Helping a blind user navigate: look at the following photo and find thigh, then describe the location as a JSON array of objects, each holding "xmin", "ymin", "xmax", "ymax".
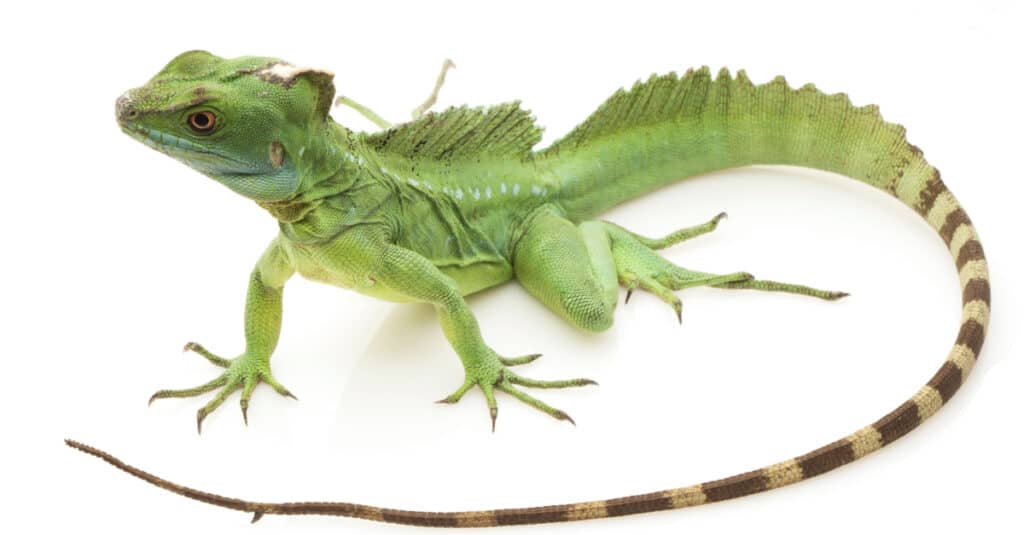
[{"xmin": 513, "ymin": 206, "xmax": 618, "ymax": 332}]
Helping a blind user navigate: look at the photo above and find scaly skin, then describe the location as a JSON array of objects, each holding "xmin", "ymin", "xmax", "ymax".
[
  {"xmin": 121, "ymin": 51, "xmax": 843, "ymax": 430},
  {"xmin": 72, "ymin": 51, "xmax": 990, "ymax": 526}
]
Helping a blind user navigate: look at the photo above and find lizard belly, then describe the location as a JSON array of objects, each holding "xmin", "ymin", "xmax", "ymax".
[
  {"xmin": 284, "ymin": 237, "xmax": 512, "ymax": 302},
  {"xmin": 437, "ymin": 261, "xmax": 515, "ymax": 296},
  {"xmin": 284, "ymin": 239, "xmax": 417, "ymax": 303}
]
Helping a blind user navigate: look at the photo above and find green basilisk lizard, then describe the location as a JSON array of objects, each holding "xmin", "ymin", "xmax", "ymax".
[{"xmin": 67, "ymin": 51, "xmax": 989, "ymax": 527}]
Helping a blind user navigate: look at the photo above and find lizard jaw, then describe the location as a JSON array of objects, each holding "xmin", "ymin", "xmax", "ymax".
[{"xmin": 121, "ymin": 123, "xmax": 254, "ymax": 174}]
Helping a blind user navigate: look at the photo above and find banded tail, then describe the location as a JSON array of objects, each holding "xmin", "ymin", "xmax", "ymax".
[{"xmin": 66, "ymin": 68, "xmax": 989, "ymax": 527}]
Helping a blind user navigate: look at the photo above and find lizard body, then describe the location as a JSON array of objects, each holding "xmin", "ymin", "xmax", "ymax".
[{"xmin": 69, "ymin": 51, "xmax": 990, "ymax": 526}]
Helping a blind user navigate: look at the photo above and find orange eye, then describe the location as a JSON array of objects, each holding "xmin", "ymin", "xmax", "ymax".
[{"xmin": 187, "ymin": 111, "xmax": 216, "ymax": 133}]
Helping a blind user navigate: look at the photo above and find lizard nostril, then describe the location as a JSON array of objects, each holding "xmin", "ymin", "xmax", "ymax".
[{"xmin": 116, "ymin": 93, "xmax": 137, "ymax": 123}]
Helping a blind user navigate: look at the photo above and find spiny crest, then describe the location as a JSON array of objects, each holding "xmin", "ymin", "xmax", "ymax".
[
  {"xmin": 541, "ymin": 66, "xmax": 905, "ymax": 157},
  {"xmin": 360, "ymin": 102, "xmax": 542, "ymax": 162}
]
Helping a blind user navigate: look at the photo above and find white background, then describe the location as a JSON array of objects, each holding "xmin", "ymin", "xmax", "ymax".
[{"xmin": 5, "ymin": 1, "xmax": 1022, "ymax": 534}]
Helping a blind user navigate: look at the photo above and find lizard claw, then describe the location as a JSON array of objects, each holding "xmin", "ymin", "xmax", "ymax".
[
  {"xmin": 499, "ymin": 353, "xmax": 542, "ymax": 366},
  {"xmin": 150, "ymin": 343, "xmax": 295, "ymax": 432},
  {"xmin": 437, "ymin": 351, "xmax": 596, "ymax": 430}
]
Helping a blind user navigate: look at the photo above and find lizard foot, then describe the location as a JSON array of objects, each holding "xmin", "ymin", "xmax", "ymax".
[
  {"xmin": 606, "ymin": 220, "xmax": 846, "ymax": 323},
  {"xmin": 436, "ymin": 352, "xmax": 596, "ymax": 431},
  {"xmin": 621, "ymin": 267, "xmax": 753, "ymax": 323},
  {"xmin": 148, "ymin": 342, "xmax": 296, "ymax": 433}
]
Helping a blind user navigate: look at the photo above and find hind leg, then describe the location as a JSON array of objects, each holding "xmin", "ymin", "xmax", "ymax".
[
  {"xmin": 514, "ymin": 207, "xmax": 619, "ymax": 332},
  {"xmin": 514, "ymin": 208, "xmax": 738, "ymax": 328},
  {"xmin": 514, "ymin": 206, "xmax": 846, "ymax": 328},
  {"xmin": 602, "ymin": 221, "xmax": 847, "ymax": 322}
]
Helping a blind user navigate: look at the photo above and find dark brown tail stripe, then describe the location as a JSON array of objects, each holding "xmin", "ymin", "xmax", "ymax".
[
  {"xmin": 939, "ymin": 208, "xmax": 971, "ymax": 245},
  {"xmin": 873, "ymin": 401, "xmax": 922, "ymax": 446},
  {"xmin": 381, "ymin": 510, "xmax": 460, "ymax": 527},
  {"xmin": 495, "ymin": 506, "xmax": 568, "ymax": 526},
  {"xmin": 962, "ymin": 278, "xmax": 991, "ymax": 305},
  {"xmin": 955, "ymin": 319, "xmax": 986, "ymax": 356},
  {"xmin": 605, "ymin": 493, "xmax": 674, "ymax": 517},
  {"xmin": 916, "ymin": 174, "xmax": 946, "ymax": 215},
  {"xmin": 701, "ymin": 470, "xmax": 769, "ymax": 502},
  {"xmin": 926, "ymin": 361, "xmax": 963, "ymax": 403},
  {"xmin": 955, "ymin": 240, "xmax": 985, "ymax": 271},
  {"xmin": 795, "ymin": 439, "xmax": 856, "ymax": 478}
]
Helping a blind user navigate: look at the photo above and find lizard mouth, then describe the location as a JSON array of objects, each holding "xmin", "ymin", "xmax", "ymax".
[{"xmin": 121, "ymin": 124, "xmax": 254, "ymax": 173}]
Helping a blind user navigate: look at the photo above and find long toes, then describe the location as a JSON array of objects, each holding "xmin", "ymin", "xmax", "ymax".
[
  {"xmin": 240, "ymin": 378, "xmax": 258, "ymax": 426},
  {"xmin": 715, "ymin": 279, "xmax": 848, "ymax": 300},
  {"xmin": 149, "ymin": 375, "xmax": 229, "ymax": 405},
  {"xmin": 195, "ymin": 377, "xmax": 243, "ymax": 434},
  {"xmin": 665, "ymin": 270, "xmax": 752, "ymax": 290},
  {"xmin": 436, "ymin": 379, "xmax": 473, "ymax": 404},
  {"xmin": 481, "ymin": 383, "xmax": 498, "ymax": 432},
  {"xmin": 262, "ymin": 374, "xmax": 297, "ymax": 400},
  {"xmin": 638, "ymin": 278, "xmax": 682, "ymax": 323},
  {"xmin": 498, "ymin": 384, "xmax": 575, "ymax": 426},
  {"xmin": 506, "ymin": 373, "xmax": 598, "ymax": 389},
  {"xmin": 182, "ymin": 342, "xmax": 230, "ymax": 368},
  {"xmin": 499, "ymin": 354, "xmax": 542, "ymax": 366}
]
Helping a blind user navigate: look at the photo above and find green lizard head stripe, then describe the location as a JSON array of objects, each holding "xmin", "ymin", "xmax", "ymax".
[{"xmin": 115, "ymin": 50, "xmax": 336, "ymax": 202}]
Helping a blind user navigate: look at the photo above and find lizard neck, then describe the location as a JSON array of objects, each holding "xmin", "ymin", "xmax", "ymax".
[
  {"xmin": 256, "ymin": 122, "xmax": 360, "ymax": 223},
  {"xmin": 266, "ymin": 125, "xmax": 395, "ymax": 243}
]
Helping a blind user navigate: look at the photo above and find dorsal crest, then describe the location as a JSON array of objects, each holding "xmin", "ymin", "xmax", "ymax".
[{"xmin": 360, "ymin": 102, "xmax": 542, "ymax": 162}]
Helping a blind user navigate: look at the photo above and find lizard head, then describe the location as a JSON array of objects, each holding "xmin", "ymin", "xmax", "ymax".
[{"xmin": 115, "ymin": 50, "xmax": 336, "ymax": 202}]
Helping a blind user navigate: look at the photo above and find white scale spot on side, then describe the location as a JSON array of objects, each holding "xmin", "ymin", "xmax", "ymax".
[
  {"xmin": 500, "ymin": 182, "xmax": 507, "ymax": 194},
  {"xmin": 298, "ymin": 146, "xmax": 306, "ymax": 157},
  {"xmin": 485, "ymin": 186, "xmax": 492, "ymax": 199},
  {"xmin": 513, "ymin": 184, "xmax": 520, "ymax": 195},
  {"xmin": 423, "ymin": 182, "xmax": 433, "ymax": 190},
  {"xmin": 443, "ymin": 186, "xmax": 450, "ymax": 194},
  {"xmin": 408, "ymin": 178, "xmax": 420, "ymax": 186},
  {"xmin": 381, "ymin": 167, "xmax": 401, "ymax": 180},
  {"xmin": 472, "ymin": 188, "xmax": 481, "ymax": 200},
  {"xmin": 531, "ymin": 185, "xmax": 542, "ymax": 195},
  {"xmin": 455, "ymin": 188, "xmax": 464, "ymax": 200}
]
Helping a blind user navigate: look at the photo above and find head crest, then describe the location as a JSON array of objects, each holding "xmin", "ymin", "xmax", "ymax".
[{"xmin": 244, "ymin": 62, "xmax": 335, "ymax": 120}]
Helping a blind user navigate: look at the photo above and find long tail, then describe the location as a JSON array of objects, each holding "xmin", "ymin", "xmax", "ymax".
[{"xmin": 66, "ymin": 68, "xmax": 990, "ymax": 527}]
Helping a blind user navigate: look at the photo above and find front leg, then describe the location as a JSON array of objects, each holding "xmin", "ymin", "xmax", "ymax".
[
  {"xmin": 371, "ymin": 241, "xmax": 595, "ymax": 430},
  {"xmin": 149, "ymin": 238, "xmax": 296, "ymax": 433}
]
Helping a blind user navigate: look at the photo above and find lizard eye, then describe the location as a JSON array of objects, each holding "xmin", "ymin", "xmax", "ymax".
[{"xmin": 187, "ymin": 111, "xmax": 217, "ymax": 133}]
